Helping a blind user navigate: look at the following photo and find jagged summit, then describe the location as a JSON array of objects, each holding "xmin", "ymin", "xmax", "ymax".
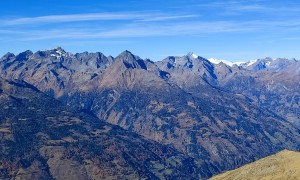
[
  {"xmin": 0, "ymin": 52, "xmax": 15, "ymax": 61},
  {"xmin": 51, "ymin": 46, "xmax": 66, "ymax": 53},
  {"xmin": 187, "ymin": 52, "xmax": 199, "ymax": 59},
  {"xmin": 117, "ymin": 50, "xmax": 135, "ymax": 58},
  {"xmin": 112, "ymin": 50, "xmax": 148, "ymax": 70},
  {"xmin": 50, "ymin": 47, "xmax": 69, "ymax": 58},
  {"xmin": 1, "ymin": 47, "xmax": 299, "ymax": 67},
  {"xmin": 116, "ymin": 50, "xmax": 140, "ymax": 61},
  {"xmin": 208, "ymin": 56, "xmax": 299, "ymax": 71},
  {"xmin": 238, "ymin": 57, "xmax": 298, "ymax": 71},
  {"xmin": 15, "ymin": 50, "xmax": 33, "ymax": 61},
  {"xmin": 0, "ymin": 47, "xmax": 300, "ymax": 179},
  {"xmin": 208, "ymin": 58, "xmax": 242, "ymax": 67}
]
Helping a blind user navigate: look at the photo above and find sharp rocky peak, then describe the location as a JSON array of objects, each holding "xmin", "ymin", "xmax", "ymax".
[
  {"xmin": 187, "ymin": 52, "xmax": 199, "ymax": 59},
  {"xmin": 0, "ymin": 52, "xmax": 15, "ymax": 61},
  {"xmin": 15, "ymin": 50, "xmax": 33, "ymax": 61},
  {"xmin": 51, "ymin": 46, "xmax": 66, "ymax": 53},
  {"xmin": 240, "ymin": 57, "xmax": 299, "ymax": 71},
  {"xmin": 75, "ymin": 51, "xmax": 106, "ymax": 60},
  {"xmin": 116, "ymin": 50, "xmax": 140, "ymax": 61},
  {"xmin": 112, "ymin": 50, "xmax": 147, "ymax": 70},
  {"xmin": 168, "ymin": 52, "xmax": 211, "ymax": 68}
]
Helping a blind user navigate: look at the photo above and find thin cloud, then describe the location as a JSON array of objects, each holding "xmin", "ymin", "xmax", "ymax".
[
  {"xmin": 1, "ymin": 10, "xmax": 300, "ymax": 42},
  {"xmin": 13, "ymin": 20, "xmax": 290, "ymax": 41},
  {"xmin": 196, "ymin": 0, "xmax": 300, "ymax": 14},
  {"xmin": 0, "ymin": 12, "xmax": 197, "ymax": 26},
  {"xmin": 1, "ymin": 13, "xmax": 149, "ymax": 26},
  {"xmin": 138, "ymin": 15, "xmax": 197, "ymax": 22},
  {"xmin": 227, "ymin": 4, "xmax": 269, "ymax": 11}
]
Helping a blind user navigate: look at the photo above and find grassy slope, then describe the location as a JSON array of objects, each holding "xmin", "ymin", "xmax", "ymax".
[{"xmin": 210, "ymin": 150, "xmax": 300, "ymax": 180}]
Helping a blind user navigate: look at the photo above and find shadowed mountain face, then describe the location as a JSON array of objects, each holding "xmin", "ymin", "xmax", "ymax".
[
  {"xmin": 0, "ymin": 78, "xmax": 207, "ymax": 179},
  {"xmin": 0, "ymin": 48, "xmax": 299, "ymax": 178}
]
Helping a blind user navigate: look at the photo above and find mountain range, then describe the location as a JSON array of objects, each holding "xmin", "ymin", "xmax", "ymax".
[{"xmin": 0, "ymin": 47, "xmax": 299, "ymax": 179}]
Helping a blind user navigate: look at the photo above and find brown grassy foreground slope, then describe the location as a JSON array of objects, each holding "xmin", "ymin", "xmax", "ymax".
[{"xmin": 210, "ymin": 150, "xmax": 300, "ymax": 180}]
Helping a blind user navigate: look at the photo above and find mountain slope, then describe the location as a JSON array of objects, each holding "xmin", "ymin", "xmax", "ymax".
[
  {"xmin": 210, "ymin": 150, "xmax": 300, "ymax": 180},
  {"xmin": 0, "ymin": 48, "xmax": 300, "ymax": 178},
  {"xmin": 68, "ymin": 51, "xmax": 298, "ymax": 171},
  {"xmin": 0, "ymin": 78, "xmax": 204, "ymax": 179},
  {"xmin": 216, "ymin": 61, "xmax": 300, "ymax": 128}
]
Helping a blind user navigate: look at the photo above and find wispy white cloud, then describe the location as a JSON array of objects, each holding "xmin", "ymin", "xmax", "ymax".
[
  {"xmin": 227, "ymin": 4, "xmax": 269, "ymax": 12},
  {"xmin": 137, "ymin": 15, "xmax": 197, "ymax": 22},
  {"xmin": 1, "ymin": 13, "xmax": 148, "ymax": 25},
  {"xmin": 196, "ymin": 1, "xmax": 266, "ymax": 10},
  {"xmin": 0, "ymin": 12, "xmax": 196, "ymax": 26},
  {"xmin": 9, "ymin": 22, "xmax": 244, "ymax": 41},
  {"xmin": 1, "ymin": 4, "xmax": 300, "ymax": 43},
  {"xmin": 7, "ymin": 19, "xmax": 299, "ymax": 42},
  {"xmin": 196, "ymin": 0, "xmax": 300, "ymax": 14}
]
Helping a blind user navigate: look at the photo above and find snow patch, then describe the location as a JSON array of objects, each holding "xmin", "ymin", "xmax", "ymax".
[
  {"xmin": 191, "ymin": 52, "xmax": 198, "ymax": 59},
  {"xmin": 208, "ymin": 58, "xmax": 240, "ymax": 67},
  {"xmin": 247, "ymin": 59, "xmax": 258, "ymax": 66},
  {"xmin": 56, "ymin": 50, "xmax": 63, "ymax": 55},
  {"xmin": 187, "ymin": 52, "xmax": 198, "ymax": 59},
  {"xmin": 50, "ymin": 54, "xmax": 61, "ymax": 58},
  {"xmin": 233, "ymin": 61, "xmax": 245, "ymax": 66},
  {"xmin": 50, "ymin": 48, "xmax": 68, "ymax": 59}
]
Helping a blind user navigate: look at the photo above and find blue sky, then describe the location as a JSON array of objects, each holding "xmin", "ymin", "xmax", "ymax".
[{"xmin": 0, "ymin": 0, "xmax": 300, "ymax": 61}]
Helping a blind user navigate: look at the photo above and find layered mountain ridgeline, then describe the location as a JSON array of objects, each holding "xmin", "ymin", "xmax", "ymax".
[
  {"xmin": 214, "ymin": 57, "xmax": 300, "ymax": 128},
  {"xmin": 158, "ymin": 54, "xmax": 300, "ymax": 128},
  {"xmin": 0, "ymin": 48, "xmax": 299, "ymax": 178},
  {"xmin": 0, "ymin": 78, "xmax": 206, "ymax": 179},
  {"xmin": 210, "ymin": 150, "xmax": 300, "ymax": 180}
]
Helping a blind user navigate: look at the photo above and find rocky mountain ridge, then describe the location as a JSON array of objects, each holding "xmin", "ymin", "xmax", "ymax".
[
  {"xmin": 0, "ymin": 47, "xmax": 299, "ymax": 178},
  {"xmin": 208, "ymin": 56, "xmax": 299, "ymax": 71}
]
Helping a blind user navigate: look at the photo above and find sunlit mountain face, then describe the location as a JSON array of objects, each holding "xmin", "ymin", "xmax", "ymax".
[
  {"xmin": 210, "ymin": 150, "xmax": 300, "ymax": 180},
  {"xmin": 0, "ymin": 48, "xmax": 299, "ymax": 179},
  {"xmin": 1, "ymin": 1, "xmax": 300, "ymax": 179}
]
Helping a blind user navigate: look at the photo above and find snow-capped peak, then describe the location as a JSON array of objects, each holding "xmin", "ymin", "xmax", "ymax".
[
  {"xmin": 49, "ymin": 47, "xmax": 70, "ymax": 58},
  {"xmin": 56, "ymin": 49, "xmax": 64, "ymax": 55},
  {"xmin": 187, "ymin": 52, "xmax": 198, "ymax": 59},
  {"xmin": 208, "ymin": 58, "xmax": 223, "ymax": 64},
  {"xmin": 247, "ymin": 59, "xmax": 258, "ymax": 66},
  {"xmin": 265, "ymin": 61, "xmax": 271, "ymax": 66},
  {"xmin": 208, "ymin": 58, "xmax": 243, "ymax": 67}
]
